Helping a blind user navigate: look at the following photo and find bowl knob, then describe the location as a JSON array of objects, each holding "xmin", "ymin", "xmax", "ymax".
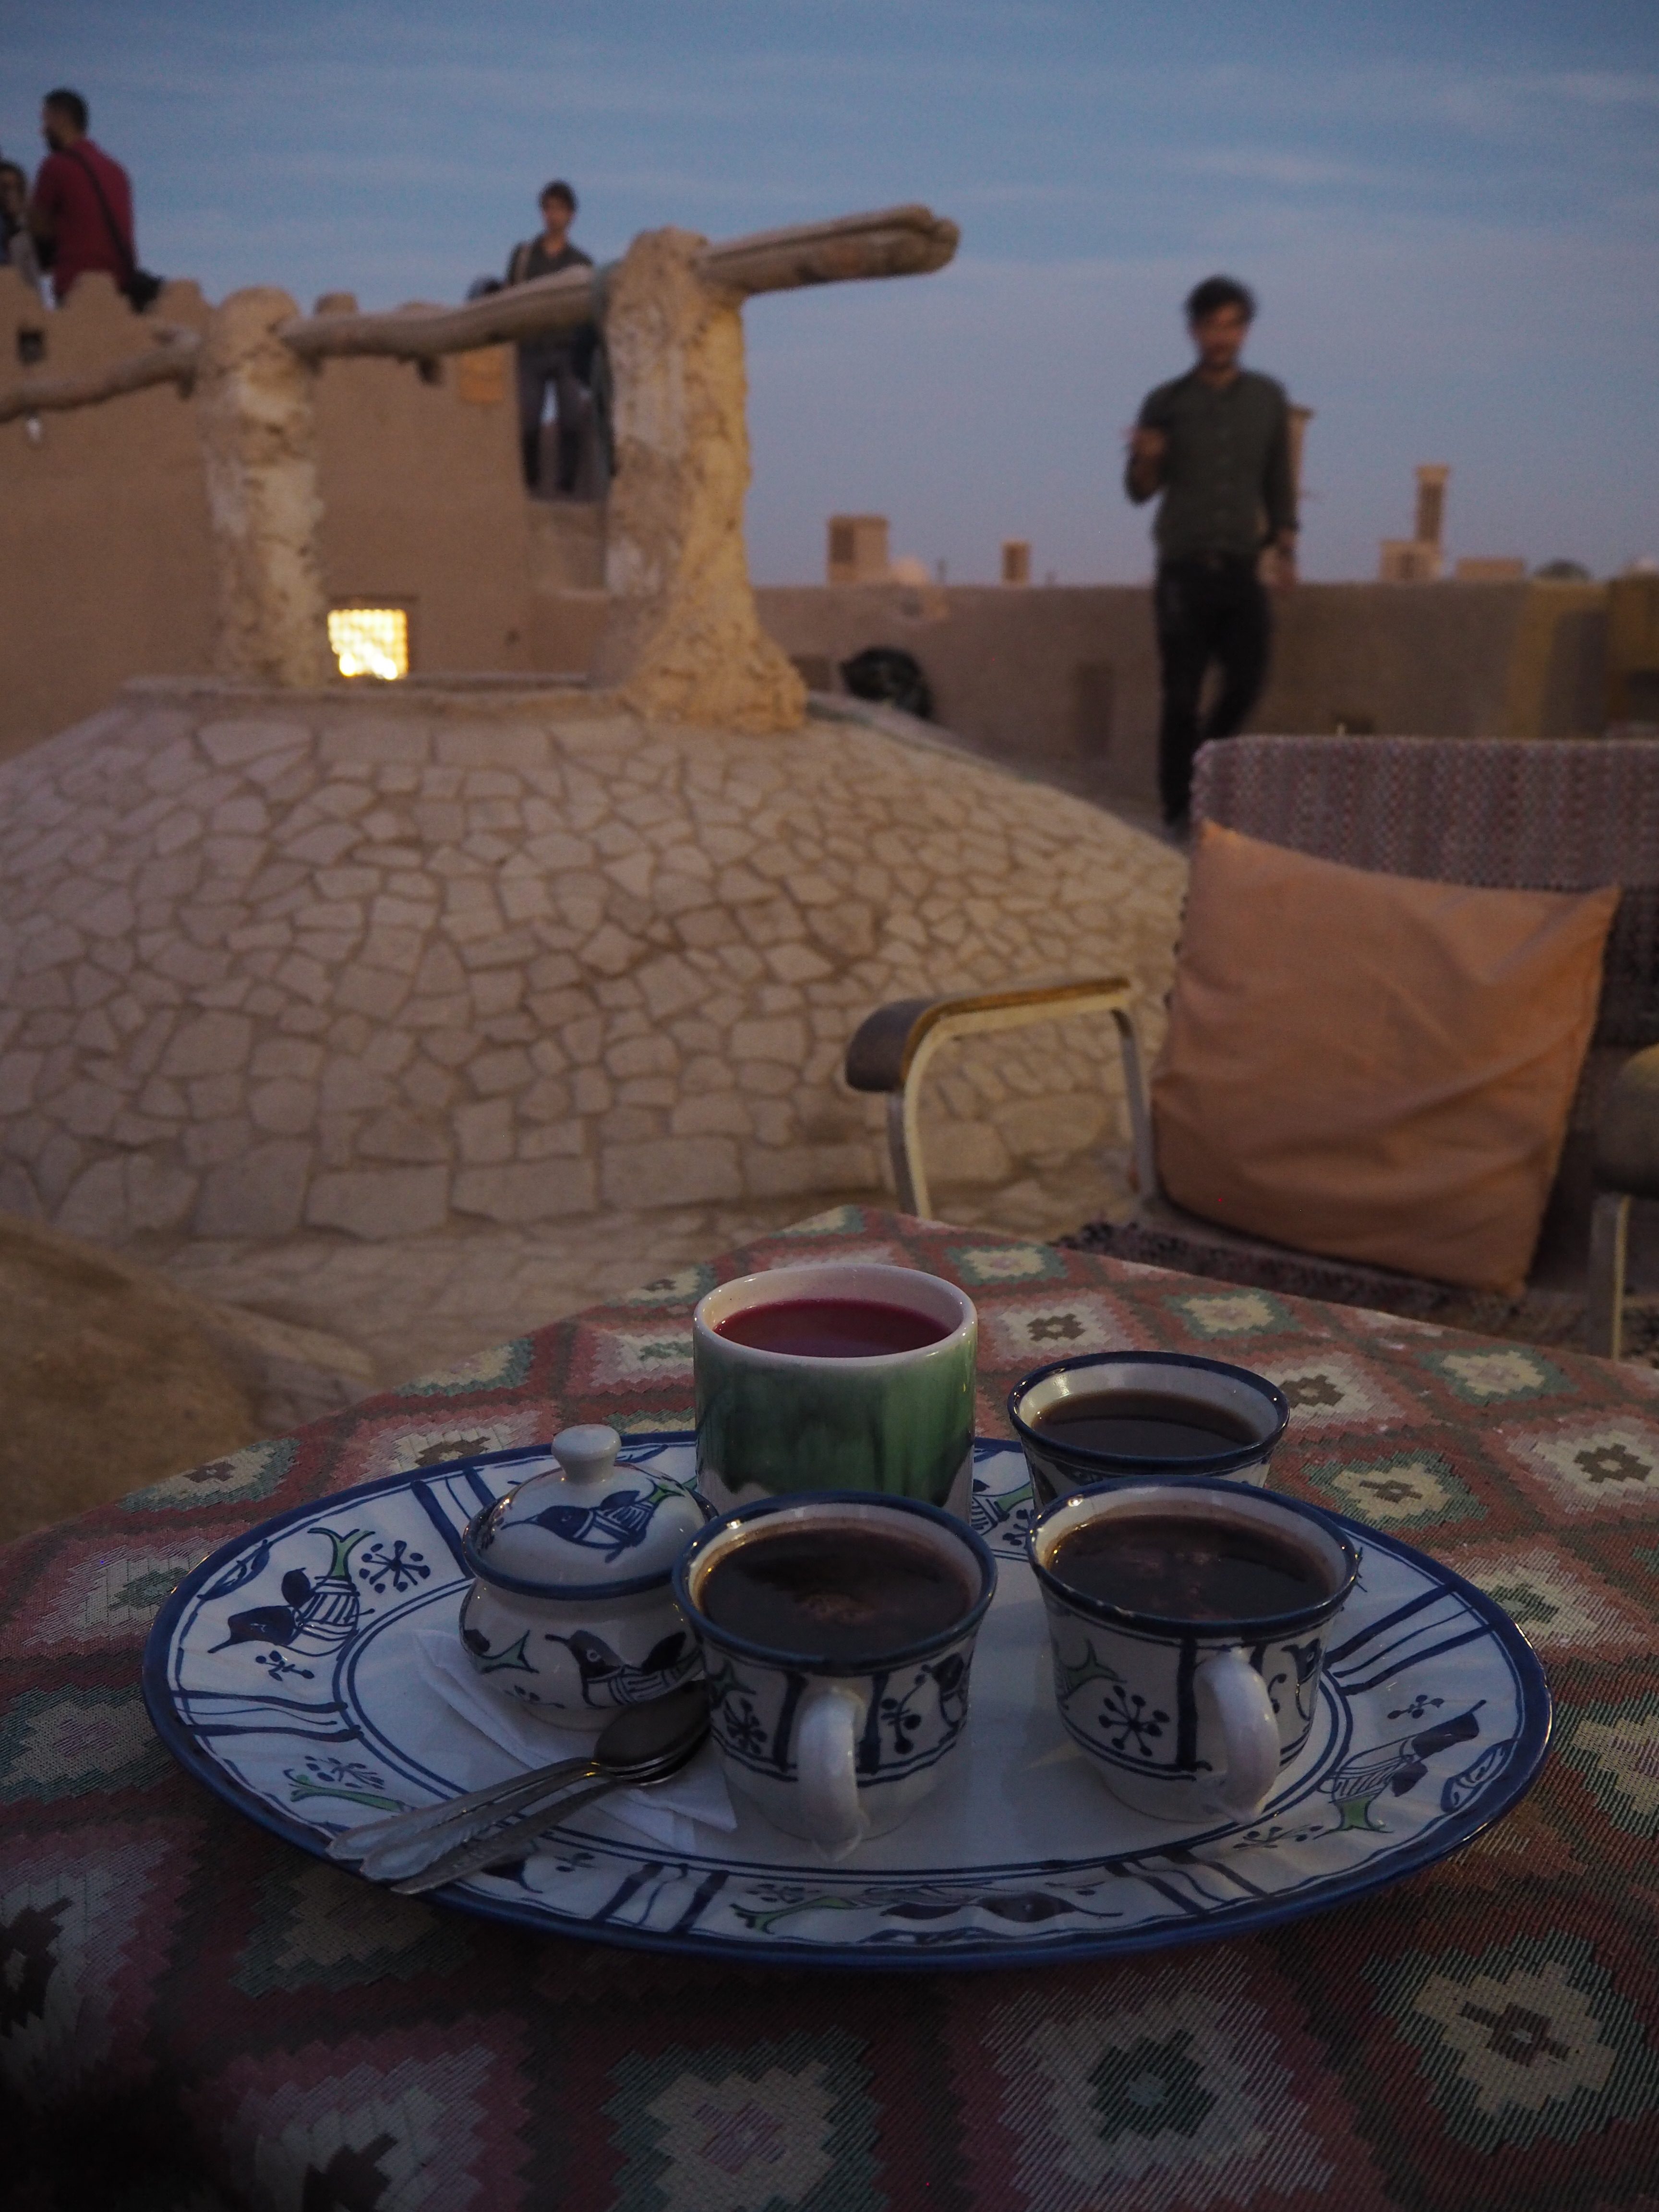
[{"xmin": 552, "ymin": 1424, "xmax": 622, "ymax": 1487}]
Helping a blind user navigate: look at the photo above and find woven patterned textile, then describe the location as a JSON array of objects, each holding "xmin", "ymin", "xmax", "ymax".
[
  {"xmin": 1192, "ymin": 735, "xmax": 1659, "ymax": 1047},
  {"xmin": 4, "ymin": 1208, "xmax": 1659, "ymax": 2209}
]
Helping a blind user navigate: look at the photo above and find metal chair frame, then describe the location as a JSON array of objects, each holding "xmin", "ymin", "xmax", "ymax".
[{"xmin": 844, "ymin": 978, "xmax": 1152, "ymax": 1221}]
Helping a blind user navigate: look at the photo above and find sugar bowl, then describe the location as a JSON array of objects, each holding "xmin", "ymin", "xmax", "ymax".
[{"xmin": 459, "ymin": 1425, "xmax": 709, "ymax": 1731}]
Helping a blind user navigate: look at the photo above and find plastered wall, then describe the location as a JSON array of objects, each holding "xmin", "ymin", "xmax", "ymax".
[
  {"xmin": 0, "ymin": 271, "xmax": 532, "ymax": 759},
  {"xmin": 755, "ymin": 578, "xmax": 1610, "ymax": 811}
]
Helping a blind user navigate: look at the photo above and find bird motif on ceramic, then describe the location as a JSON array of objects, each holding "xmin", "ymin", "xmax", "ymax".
[
  {"xmin": 460, "ymin": 1625, "xmax": 536, "ymax": 1675},
  {"xmin": 210, "ymin": 1529, "xmax": 370, "ymax": 1657},
  {"xmin": 529, "ymin": 1481, "xmax": 679, "ymax": 1564},
  {"xmin": 547, "ymin": 1625, "xmax": 699, "ymax": 1707},
  {"xmin": 1324, "ymin": 1701, "xmax": 1484, "ymax": 1830}
]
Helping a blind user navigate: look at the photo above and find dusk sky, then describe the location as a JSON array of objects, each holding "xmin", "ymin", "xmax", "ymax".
[{"xmin": 4, "ymin": 1, "xmax": 1656, "ymax": 584}]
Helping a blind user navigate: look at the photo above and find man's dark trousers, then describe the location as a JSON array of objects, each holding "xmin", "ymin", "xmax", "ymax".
[
  {"xmin": 516, "ymin": 340, "xmax": 586, "ymax": 493},
  {"xmin": 1154, "ymin": 553, "xmax": 1272, "ymax": 823}
]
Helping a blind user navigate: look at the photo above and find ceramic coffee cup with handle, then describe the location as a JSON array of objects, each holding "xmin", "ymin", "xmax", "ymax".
[
  {"xmin": 693, "ymin": 1261, "xmax": 977, "ymax": 1517},
  {"xmin": 673, "ymin": 1491, "xmax": 996, "ymax": 1860},
  {"xmin": 1027, "ymin": 1476, "xmax": 1358, "ymax": 1824}
]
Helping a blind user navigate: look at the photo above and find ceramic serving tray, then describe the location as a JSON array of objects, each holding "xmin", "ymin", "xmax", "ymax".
[{"xmin": 143, "ymin": 1437, "xmax": 1550, "ymax": 1972}]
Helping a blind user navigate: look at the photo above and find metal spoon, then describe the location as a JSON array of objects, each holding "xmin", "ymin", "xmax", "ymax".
[
  {"xmin": 336, "ymin": 1683, "xmax": 709, "ymax": 1888},
  {"xmin": 383, "ymin": 1690, "xmax": 708, "ymax": 1902},
  {"xmin": 330, "ymin": 1744, "xmax": 605, "ymax": 1868}
]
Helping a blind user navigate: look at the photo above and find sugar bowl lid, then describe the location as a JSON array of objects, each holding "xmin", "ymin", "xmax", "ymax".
[{"xmin": 464, "ymin": 1425, "xmax": 707, "ymax": 1598}]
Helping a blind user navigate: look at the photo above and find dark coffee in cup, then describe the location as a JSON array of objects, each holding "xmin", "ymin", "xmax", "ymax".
[
  {"xmin": 1030, "ymin": 1389, "xmax": 1259, "ymax": 1460},
  {"xmin": 697, "ymin": 1525, "xmax": 976, "ymax": 1660},
  {"xmin": 1049, "ymin": 1510, "xmax": 1332, "ymax": 1621},
  {"xmin": 1008, "ymin": 1351, "xmax": 1290, "ymax": 1504},
  {"xmin": 713, "ymin": 1298, "xmax": 950, "ymax": 1358}
]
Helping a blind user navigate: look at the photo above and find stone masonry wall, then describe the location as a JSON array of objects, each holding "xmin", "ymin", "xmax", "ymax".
[{"xmin": 0, "ymin": 682, "xmax": 1185, "ymax": 1244}]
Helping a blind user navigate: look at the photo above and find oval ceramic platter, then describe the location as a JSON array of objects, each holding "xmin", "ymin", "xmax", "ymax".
[{"xmin": 143, "ymin": 1436, "xmax": 1550, "ymax": 1972}]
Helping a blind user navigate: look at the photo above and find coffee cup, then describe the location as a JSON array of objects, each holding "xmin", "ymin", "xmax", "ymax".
[
  {"xmin": 1009, "ymin": 1350, "xmax": 1289, "ymax": 1507},
  {"xmin": 673, "ymin": 1491, "xmax": 996, "ymax": 1859},
  {"xmin": 693, "ymin": 1262, "xmax": 977, "ymax": 1517},
  {"xmin": 1027, "ymin": 1476, "xmax": 1358, "ymax": 1823}
]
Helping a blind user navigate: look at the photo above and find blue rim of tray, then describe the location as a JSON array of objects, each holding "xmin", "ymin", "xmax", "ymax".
[{"xmin": 141, "ymin": 1433, "xmax": 1552, "ymax": 1974}]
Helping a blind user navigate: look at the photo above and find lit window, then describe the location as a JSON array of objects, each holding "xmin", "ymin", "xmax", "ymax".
[{"xmin": 328, "ymin": 607, "xmax": 409, "ymax": 681}]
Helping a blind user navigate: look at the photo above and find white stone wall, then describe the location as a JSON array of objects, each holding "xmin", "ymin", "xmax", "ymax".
[{"xmin": 0, "ymin": 682, "xmax": 1184, "ymax": 1244}]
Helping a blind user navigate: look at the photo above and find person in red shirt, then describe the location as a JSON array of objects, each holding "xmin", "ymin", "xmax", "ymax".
[{"xmin": 28, "ymin": 87, "xmax": 136, "ymax": 306}]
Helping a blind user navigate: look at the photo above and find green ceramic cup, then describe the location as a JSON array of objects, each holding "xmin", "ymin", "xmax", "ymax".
[{"xmin": 692, "ymin": 1262, "xmax": 978, "ymax": 1519}]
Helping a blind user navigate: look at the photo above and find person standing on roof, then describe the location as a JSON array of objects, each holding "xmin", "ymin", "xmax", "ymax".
[
  {"xmin": 0, "ymin": 161, "xmax": 46, "ymax": 298},
  {"xmin": 1126, "ymin": 275, "xmax": 1298, "ymax": 831},
  {"xmin": 506, "ymin": 179, "xmax": 595, "ymax": 495},
  {"xmin": 28, "ymin": 87, "xmax": 137, "ymax": 306}
]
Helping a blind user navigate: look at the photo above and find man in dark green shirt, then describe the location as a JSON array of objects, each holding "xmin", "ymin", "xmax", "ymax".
[{"xmin": 1126, "ymin": 275, "xmax": 1298, "ymax": 826}]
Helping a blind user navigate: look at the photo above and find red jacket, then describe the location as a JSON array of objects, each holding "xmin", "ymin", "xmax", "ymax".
[{"xmin": 32, "ymin": 140, "xmax": 134, "ymax": 303}]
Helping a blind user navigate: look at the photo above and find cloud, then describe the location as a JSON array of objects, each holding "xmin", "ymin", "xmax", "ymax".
[
  {"xmin": 1552, "ymin": 69, "xmax": 1659, "ymax": 108},
  {"xmin": 5, "ymin": 0, "xmax": 1654, "ymax": 581},
  {"xmin": 1183, "ymin": 151, "xmax": 1386, "ymax": 190}
]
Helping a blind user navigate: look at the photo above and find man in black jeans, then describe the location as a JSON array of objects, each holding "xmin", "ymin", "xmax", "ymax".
[{"xmin": 1126, "ymin": 276, "xmax": 1298, "ymax": 829}]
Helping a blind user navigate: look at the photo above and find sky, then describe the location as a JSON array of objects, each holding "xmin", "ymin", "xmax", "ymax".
[{"xmin": 3, "ymin": 1, "xmax": 1657, "ymax": 584}]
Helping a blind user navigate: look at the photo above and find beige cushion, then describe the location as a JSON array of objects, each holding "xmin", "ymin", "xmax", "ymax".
[{"xmin": 1152, "ymin": 822, "xmax": 1620, "ymax": 1295}]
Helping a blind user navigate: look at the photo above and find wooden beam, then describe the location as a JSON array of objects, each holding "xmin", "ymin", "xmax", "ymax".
[
  {"xmin": 280, "ymin": 266, "xmax": 597, "ymax": 362},
  {"xmin": 277, "ymin": 204, "xmax": 959, "ymax": 363},
  {"xmin": 701, "ymin": 204, "xmax": 960, "ymax": 297},
  {"xmin": 0, "ymin": 329, "xmax": 200, "ymax": 425},
  {"xmin": 0, "ymin": 206, "xmax": 962, "ymax": 411}
]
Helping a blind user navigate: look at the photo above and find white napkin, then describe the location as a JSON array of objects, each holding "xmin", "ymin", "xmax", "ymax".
[{"xmin": 412, "ymin": 1630, "xmax": 735, "ymax": 1853}]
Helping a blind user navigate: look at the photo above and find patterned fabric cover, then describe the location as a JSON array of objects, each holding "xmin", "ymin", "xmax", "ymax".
[
  {"xmin": 3, "ymin": 1208, "xmax": 1658, "ymax": 2209},
  {"xmin": 1192, "ymin": 735, "xmax": 1659, "ymax": 1047}
]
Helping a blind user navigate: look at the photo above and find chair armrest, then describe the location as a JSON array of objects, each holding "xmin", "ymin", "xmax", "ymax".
[
  {"xmin": 1597, "ymin": 1044, "xmax": 1659, "ymax": 1199},
  {"xmin": 844, "ymin": 998, "xmax": 940, "ymax": 1093},
  {"xmin": 844, "ymin": 979, "xmax": 1133, "ymax": 1094},
  {"xmin": 843, "ymin": 978, "xmax": 1141, "ymax": 1218}
]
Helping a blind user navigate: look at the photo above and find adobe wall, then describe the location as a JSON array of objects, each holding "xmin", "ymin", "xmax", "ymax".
[
  {"xmin": 754, "ymin": 578, "xmax": 1610, "ymax": 812},
  {"xmin": 312, "ymin": 336, "xmax": 533, "ymax": 678},
  {"xmin": 0, "ymin": 270, "xmax": 536, "ymax": 759},
  {"xmin": 0, "ymin": 265, "xmax": 1607, "ymax": 781},
  {"xmin": 0, "ymin": 269, "xmax": 216, "ymax": 760}
]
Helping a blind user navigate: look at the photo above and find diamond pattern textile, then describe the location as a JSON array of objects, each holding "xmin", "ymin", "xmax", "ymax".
[{"xmin": 2, "ymin": 1208, "xmax": 1657, "ymax": 2208}]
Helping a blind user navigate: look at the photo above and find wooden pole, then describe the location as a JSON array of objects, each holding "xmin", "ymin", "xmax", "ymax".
[
  {"xmin": 701, "ymin": 204, "xmax": 959, "ymax": 298},
  {"xmin": 276, "ymin": 205, "xmax": 959, "ymax": 363},
  {"xmin": 0, "ymin": 329, "xmax": 200, "ymax": 424}
]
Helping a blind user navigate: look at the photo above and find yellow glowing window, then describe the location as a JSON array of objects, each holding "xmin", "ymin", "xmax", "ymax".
[{"xmin": 329, "ymin": 606, "xmax": 409, "ymax": 681}]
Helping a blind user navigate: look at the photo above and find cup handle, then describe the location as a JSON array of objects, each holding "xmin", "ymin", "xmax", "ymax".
[
  {"xmin": 1194, "ymin": 1648, "xmax": 1280, "ymax": 1814},
  {"xmin": 795, "ymin": 1682, "xmax": 869, "ymax": 1858}
]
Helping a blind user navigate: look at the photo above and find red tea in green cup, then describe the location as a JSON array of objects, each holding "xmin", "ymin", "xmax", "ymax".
[{"xmin": 693, "ymin": 1262, "xmax": 978, "ymax": 1519}]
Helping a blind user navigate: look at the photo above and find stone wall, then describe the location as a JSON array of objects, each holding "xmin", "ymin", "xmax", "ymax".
[{"xmin": 0, "ymin": 682, "xmax": 1184, "ymax": 1246}]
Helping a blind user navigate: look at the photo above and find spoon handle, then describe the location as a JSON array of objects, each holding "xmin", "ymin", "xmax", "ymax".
[
  {"xmin": 327, "ymin": 1750, "xmax": 599, "ymax": 1864},
  {"xmin": 354, "ymin": 1769, "xmax": 604, "ymax": 1884},
  {"xmin": 387, "ymin": 1773, "xmax": 624, "ymax": 1895}
]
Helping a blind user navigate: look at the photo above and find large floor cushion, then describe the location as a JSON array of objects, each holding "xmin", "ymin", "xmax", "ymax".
[{"xmin": 1152, "ymin": 823, "xmax": 1620, "ymax": 1294}]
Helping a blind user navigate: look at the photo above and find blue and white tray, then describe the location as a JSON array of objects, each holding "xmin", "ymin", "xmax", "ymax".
[{"xmin": 143, "ymin": 1437, "xmax": 1550, "ymax": 1971}]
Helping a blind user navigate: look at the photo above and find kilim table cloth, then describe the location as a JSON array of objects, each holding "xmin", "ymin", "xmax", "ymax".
[{"xmin": 3, "ymin": 1208, "xmax": 1658, "ymax": 2210}]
